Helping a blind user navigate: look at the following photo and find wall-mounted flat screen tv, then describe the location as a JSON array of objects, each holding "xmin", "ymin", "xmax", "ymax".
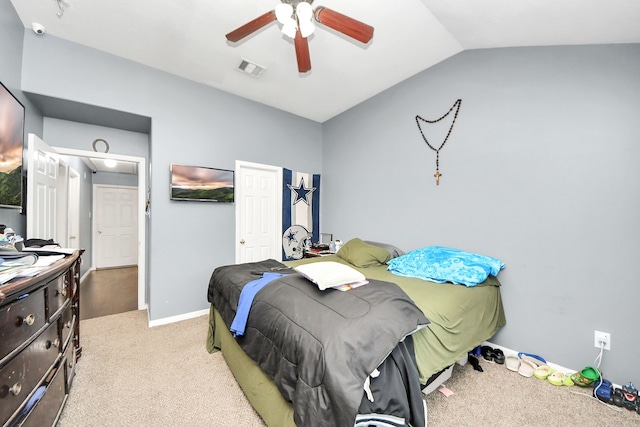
[
  {"xmin": 170, "ymin": 163, "xmax": 234, "ymax": 203},
  {"xmin": 0, "ymin": 82, "xmax": 25, "ymax": 209}
]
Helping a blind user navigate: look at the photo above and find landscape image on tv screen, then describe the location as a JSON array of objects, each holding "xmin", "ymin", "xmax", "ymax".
[
  {"xmin": 0, "ymin": 82, "xmax": 25, "ymax": 209},
  {"xmin": 170, "ymin": 163, "xmax": 234, "ymax": 203}
]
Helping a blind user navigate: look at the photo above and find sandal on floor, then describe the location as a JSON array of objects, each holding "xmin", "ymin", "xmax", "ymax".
[
  {"xmin": 548, "ymin": 371, "xmax": 565, "ymax": 386},
  {"xmin": 506, "ymin": 355, "xmax": 520, "ymax": 372},
  {"xmin": 518, "ymin": 359, "xmax": 537, "ymax": 377},
  {"xmin": 517, "ymin": 352, "xmax": 546, "ymax": 365},
  {"xmin": 533, "ymin": 365, "xmax": 551, "ymax": 380},
  {"xmin": 520, "ymin": 355, "xmax": 544, "ymax": 370},
  {"xmin": 570, "ymin": 366, "xmax": 600, "ymax": 387},
  {"xmin": 547, "ymin": 371, "xmax": 575, "ymax": 386}
]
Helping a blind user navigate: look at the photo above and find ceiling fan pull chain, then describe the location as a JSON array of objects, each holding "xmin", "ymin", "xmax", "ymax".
[{"xmin": 415, "ymin": 99, "xmax": 462, "ymax": 186}]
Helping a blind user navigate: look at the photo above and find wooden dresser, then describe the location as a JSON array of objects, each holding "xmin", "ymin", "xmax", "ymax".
[{"xmin": 0, "ymin": 251, "xmax": 82, "ymax": 427}]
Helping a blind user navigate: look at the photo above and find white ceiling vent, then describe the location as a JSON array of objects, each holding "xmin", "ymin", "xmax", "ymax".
[{"xmin": 238, "ymin": 59, "xmax": 265, "ymax": 78}]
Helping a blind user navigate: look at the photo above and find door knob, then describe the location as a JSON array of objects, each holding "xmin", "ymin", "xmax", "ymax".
[{"xmin": 240, "ymin": 239, "xmax": 245, "ymax": 245}]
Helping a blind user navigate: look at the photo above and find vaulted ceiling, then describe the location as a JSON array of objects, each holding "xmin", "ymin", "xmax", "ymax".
[{"xmin": 9, "ymin": 0, "xmax": 640, "ymax": 123}]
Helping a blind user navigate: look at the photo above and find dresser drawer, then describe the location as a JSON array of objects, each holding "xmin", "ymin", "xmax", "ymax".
[
  {"xmin": 59, "ymin": 302, "xmax": 75, "ymax": 349},
  {"xmin": 20, "ymin": 361, "xmax": 67, "ymax": 427},
  {"xmin": 0, "ymin": 321, "xmax": 60, "ymax": 422},
  {"xmin": 47, "ymin": 273, "xmax": 70, "ymax": 320},
  {"xmin": 0, "ymin": 288, "xmax": 46, "ymax": 363},
  {"xmin": 63, "ymin": 333, "xmax": 77, "ymax": 392}
]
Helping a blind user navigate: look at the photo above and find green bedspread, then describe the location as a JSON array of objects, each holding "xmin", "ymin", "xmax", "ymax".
[{"xmin": 285, "ymin": 255, "xmax": 506, "ymax": 383}]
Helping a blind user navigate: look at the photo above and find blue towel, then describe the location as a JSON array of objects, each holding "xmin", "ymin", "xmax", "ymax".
[
  {"xmin": 387, "ymin": 246, "xmax": 504, "ymax": 287},
  {"xmin": 230, "ymin": 272, "xmax": 283, "ymax": 337}
]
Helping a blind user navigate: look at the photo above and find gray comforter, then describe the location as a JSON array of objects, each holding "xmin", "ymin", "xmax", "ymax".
[{"xmin": 208, "ymin": 259, "xmax": 429, "ymax": 427}]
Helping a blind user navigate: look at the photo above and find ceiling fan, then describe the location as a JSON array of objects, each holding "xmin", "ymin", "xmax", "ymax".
[{"xmin": 225, "ymin": 0, "xmax": 374, "ymax": 73}]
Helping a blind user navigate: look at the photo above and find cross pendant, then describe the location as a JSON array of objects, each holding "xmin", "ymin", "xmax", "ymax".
[{"xmin": 434, "ymin": 171, "xmax": 442, "ymax": 185}]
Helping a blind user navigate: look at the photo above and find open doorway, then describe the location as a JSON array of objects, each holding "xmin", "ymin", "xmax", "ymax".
[{"xmin": 53, "ymin": 146, "xmax": 147, "ymax": 311}]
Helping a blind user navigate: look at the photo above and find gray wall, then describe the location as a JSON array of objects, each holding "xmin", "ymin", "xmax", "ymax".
[
  {"xmin": 322, "ymin": 45, "xmax": 640, "ymax": 385},
  {"xmin": 19, "ymin": 29, "xmax": 323, "ymax": 323},
  {"xmin": 4, "ymin": 0, "xmax": 637, "ymax": 386},
  {"xmin": 45, "ymin": 118, "xmax": 148, "ymax": 276},
  {"xmin": 0, "ymin": 1, "xmax": 43, "ymax": 233}
]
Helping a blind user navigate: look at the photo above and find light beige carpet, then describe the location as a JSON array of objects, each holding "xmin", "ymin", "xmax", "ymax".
[
  {"xmin": 58, "ymin": 310, "xmax": 264, "ymax": 427},
  {"xmin": 58, "ymin": 310, "xmax": 639, "ymax": 426}
]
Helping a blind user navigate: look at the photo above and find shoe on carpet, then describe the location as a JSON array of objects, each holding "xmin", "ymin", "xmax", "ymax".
[
  {"xmin": 518, "ymin": 359, "xmax": 537, "ymax": 377},
  {"xmin": 506, "ymin": 355, "xmax": 520, "ymax": 372},
  {"xmin": 533, "ymin": 364, "xmax": 551, "ymax": 380},
  {"xmin": 570, "ymin": 366, "xmax": 600, "ymax": 387},
  {"xmin": 481, "ymin": 345, "xmax": 505, "ymax": 364}
]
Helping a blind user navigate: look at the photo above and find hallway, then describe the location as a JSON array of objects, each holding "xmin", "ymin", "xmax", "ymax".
[{"xmin": 80, "ymin": 266, "xmax": 138, "ymax": 320}]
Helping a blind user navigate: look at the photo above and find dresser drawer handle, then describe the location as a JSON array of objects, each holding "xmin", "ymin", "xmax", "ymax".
[
  {"xmin": 46, "ymin": 338, "xmax": 61, "ymax": 349},
  {"xmin": 17, "ymin": 314, "xmax": 36, "ymax": 326},
  {"xmin": 10, "ymin": 382, "xmax": 22, "ymax": 396}
]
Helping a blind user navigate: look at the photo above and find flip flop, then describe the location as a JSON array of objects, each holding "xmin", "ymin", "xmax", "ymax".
[
  {"xmin": 517, "ymin": 352, "xmax": 546, "ymax": 365},
  {"xmin": 506, "ymin": 355, "xmax": 520, "ymax": 372},
  {"xmin": 520, "ymin": 355, "xmax": 544, "ymax": 369},
  {"xmin": 518, "ymin": 359, "xmax": 536, "ymax": 377}
]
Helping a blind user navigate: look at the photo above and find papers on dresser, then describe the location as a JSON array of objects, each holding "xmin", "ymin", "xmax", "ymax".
[
  {"xmin": 32, "ymin": 254, "xmax": 66, "ymax": 266},
  {"xmin": 22, "ymin": 246, "xmax": 77, "ymax": 256},
  {"xmin": 0, "ymin": 254, "xmax": 66, "ymax": 284}
]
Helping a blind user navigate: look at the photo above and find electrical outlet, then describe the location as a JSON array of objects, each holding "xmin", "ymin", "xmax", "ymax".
[{"xmin": 594, "ymin": 330, "xmax": 611, "ymax": 350}]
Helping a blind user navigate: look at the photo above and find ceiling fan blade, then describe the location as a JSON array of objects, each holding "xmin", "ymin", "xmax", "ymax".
[
  {"xmin": 314, "ymin": 6, "xmax": 374, "ymax": 44},
  {"xmin": 225, "ymin": 10, "xmax": 276, "ymax": 42},
  {"xmin": 294, "ymin": 28, "xmax": 311, "ymax": 73}
]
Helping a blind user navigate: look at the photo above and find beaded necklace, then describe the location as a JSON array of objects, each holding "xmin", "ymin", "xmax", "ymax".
[{"xmin": 415, "ymin": 99, "xmax": 462, "ymax": 185}]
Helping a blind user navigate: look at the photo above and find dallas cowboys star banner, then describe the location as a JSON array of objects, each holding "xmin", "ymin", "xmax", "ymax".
[{"xmin": 282, "ymin": 168, "xmax": 320, "ymax": 260}]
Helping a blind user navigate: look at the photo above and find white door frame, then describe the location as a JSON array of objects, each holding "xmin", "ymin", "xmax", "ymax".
[
  {"xmin": 235, "ymin": 160, "xmax": 282, "ymax": 263},
  {"xmin": 67, "ymin": 168, "xmax": 80, "ymax": 249},
  {"xmin": 54, "ymin": 147, "xmax": 147, "ymax": 311}
]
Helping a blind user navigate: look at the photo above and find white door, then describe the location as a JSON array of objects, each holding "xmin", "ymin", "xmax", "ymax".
[
  {"xmin": 94, "ymin": 185, "xmax": 138, "ymax": 268},
  {"xmin": 235, "ymin": 161, "xmax": 282, "ymax": 263},
  {"xmin": 26, "ymin": 134, "xmax": 60, "ymax": 241}
]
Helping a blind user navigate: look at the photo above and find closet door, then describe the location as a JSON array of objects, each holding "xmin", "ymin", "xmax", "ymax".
[{"xmin": 235, "ymin": 161, "xmax": 282, "ymax": 263}]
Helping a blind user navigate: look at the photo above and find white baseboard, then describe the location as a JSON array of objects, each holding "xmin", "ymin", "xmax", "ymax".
[
  {"xmin": 148, "ymin": 308, "xmax": 209, "ymax": 328},
  {"xmin": 79, "ymin": 267, "xmax": 94, "ymax": 283},
  {"xmin": 484, "ymin": 341, "xmax": 576, "ymax": 375}
]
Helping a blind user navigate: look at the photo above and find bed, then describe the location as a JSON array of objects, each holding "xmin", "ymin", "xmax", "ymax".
[{"xmin": 206, "ymin": 239, "xmax": 506, "ymax": 426}]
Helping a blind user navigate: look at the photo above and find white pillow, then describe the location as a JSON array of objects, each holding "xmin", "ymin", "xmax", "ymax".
[{"xmin": 295, "ymin": 261, "xmax": 366, "ymax": 291}]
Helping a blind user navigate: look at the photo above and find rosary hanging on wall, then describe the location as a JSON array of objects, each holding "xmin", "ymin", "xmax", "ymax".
[{"xmin": 415, "ymin": 99, "xmax": 462, "ymax": 185}]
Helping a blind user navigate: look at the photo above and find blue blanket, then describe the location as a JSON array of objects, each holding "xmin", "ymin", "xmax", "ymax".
[{"xmin": 387, "ymin": 246, "xmax": 504, "ymax": 287}]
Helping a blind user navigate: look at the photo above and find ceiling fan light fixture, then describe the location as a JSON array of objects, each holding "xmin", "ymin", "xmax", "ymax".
[
  {"xmin": 275, "ymin": 3, "xmax": 293, "ymax": 24},
  {"xmin": 275, "ymin": 3, "xmax": 297, "ymax": 38},
  {"xmin": 282, "ymin": 21, "xmax": 298, "ymax": 38},
  {"xmin": 296, "ymin": 2, "xmax": 315, "ymax": 38}
]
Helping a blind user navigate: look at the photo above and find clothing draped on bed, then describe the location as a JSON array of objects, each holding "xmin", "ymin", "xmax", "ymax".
[
  {"xmin": 207, "ymin": 258, "xmax": 429, "ymax": 427},
  {"xmin": 285, "ymin": 254, "xmax": 506, "ymax": 384}
]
